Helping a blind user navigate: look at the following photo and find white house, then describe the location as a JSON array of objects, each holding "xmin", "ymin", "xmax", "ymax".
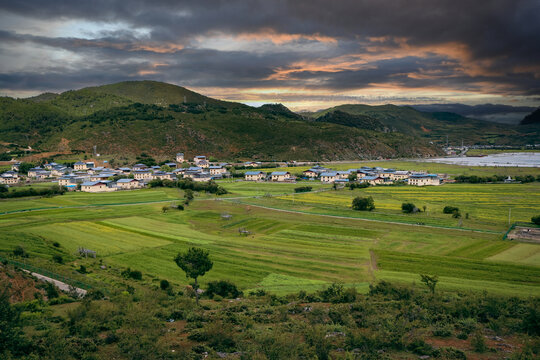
[
  {"xmin": 152, "ymin": 171, "xmax": 174, "ymax": 181},
  {"xmin": 408, "ymin": 174, "xmax": 440, "ymax": 186},
  {"xmin": 191, "ymin": 172, "xmax": 212, "ymax": 182},
  {"xmin": 271, "ymin": 171, "xmax": 293, "ymax": 182},
  {"xmin": 176, "ymin": 153, "xmax": 185, "ymax": 163},
  {"xmin": 116, "ymin": 178, "xmax": 143, "ymax": 189},
  {"xmin": 133, "ymin": 170, "xmax": 153, "ymax": 180},
  {"xmin": 193, "ymin": 156, "xmax": 206, "ymax": 165},
  {"xmin": 0, "ymin": 172, "xmax": 19, "ymax": 185},
  {"xmin": 303, "ymin": 169, "xmax": 319, "ymax": 178},
  {"xmin": 359, "ymin": 176, "xmax": 384, "ymax": 185},
  {"xmin": 80, "ymin": 180, "xmax": 116, "ymax": 193},
  {"xmin": 208, "ymin": 166, "xmax": 227, "ymax": 175},
  {"xmin": 320, "ymin": 172, "xmax": 338, "ymax": 183},
  {"xmin": 390, "ymin": 170, "xmax": 409, "ymax": 181},
  {"xmin": 245, "ymin": 171, "xmax": 266, "ymax": 181},
  {"xmin": 73, "ymin": 161, "xmax": 87, "ymax": 171}
]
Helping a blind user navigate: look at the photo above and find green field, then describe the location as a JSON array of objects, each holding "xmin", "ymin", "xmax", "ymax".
[{"xmin": 1, "ymin": 175, "xmax": 539, "ymax": 297}]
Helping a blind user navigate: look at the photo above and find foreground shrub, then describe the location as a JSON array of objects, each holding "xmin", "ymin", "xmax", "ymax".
[
  {"xmin": 319, "ymin": 283, "xmax": 357, "ymax": 303},
  {"xmin": 121, "ymin": 268, "xmax": 142, "ymax": 280},
  {"xmin": 206, "ymin": 280, "xmax": 242, "ymax": 299}
]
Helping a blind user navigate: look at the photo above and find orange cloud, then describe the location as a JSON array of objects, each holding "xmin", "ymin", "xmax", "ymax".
[{"xmin": 236, "ymin": 29, "xmax": 338, "ymax": 44}]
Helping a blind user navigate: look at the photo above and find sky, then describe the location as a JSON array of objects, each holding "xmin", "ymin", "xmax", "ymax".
[{"xmin": 0, "ymin": 0, "xmax": 539, "ymax": 111}]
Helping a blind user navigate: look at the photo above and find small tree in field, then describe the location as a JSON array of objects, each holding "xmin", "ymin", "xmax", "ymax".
[
  {"xmin": 532, "ymin": 215, "xmax": 540, "ymax": 225},
  {"xmin": 420, "ymin": 274, "xmax": 438, "ymax": 294},
  {"xmin": 352, "ymin": 196, "xmax": 375, "ymax": 211},
  {"xmin": 402, "ymin": 202, "xmax": 416, "ymax": 214},
  {"xmin": 174, "ymin": 247, "xmax": 213, "ymax": 305}
]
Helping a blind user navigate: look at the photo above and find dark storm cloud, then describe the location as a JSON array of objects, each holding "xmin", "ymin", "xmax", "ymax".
[{"xmin": 0, "ymin": 0, "xmax": 539, "ymax": 100}]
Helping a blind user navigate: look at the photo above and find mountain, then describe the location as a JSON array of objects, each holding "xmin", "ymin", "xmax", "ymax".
[
  {"xmin": 409, "ymin": 103, "xmax": 537, "ymax": 125},
  {"xmin": 310, "ymin": 104, "xmax": 539, "ymax": 146},
  {"xmin": 0, "ymin": 81, "xmax": 440, "ymax": 161},
  {"xmin": 520, "ymin": 108, "xmax": 540, "ymax": 125},
  {"xmin": 313, "ymin": 110, "xmax": 386, "ymax": 132}
]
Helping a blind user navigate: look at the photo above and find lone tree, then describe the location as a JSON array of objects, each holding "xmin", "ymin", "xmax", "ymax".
[
  {"xmin": 420, "ymin": 274, "xmax": 438, "ymax": 294},
  {"xmin": 402, "ymin": 202, "xmax": 417, "ymax": 214},
  {"xmin": 352, "ymin": 196, "xmax": 375, "ymax": 211},
  {"xmin": 174, "ymin": 247, "xmax": 213, "ymax": 305}
]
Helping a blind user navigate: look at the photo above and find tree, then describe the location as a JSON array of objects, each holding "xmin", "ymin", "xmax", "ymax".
[
  {"xmin": 532, "ymin": 215, "xmax": 540, "ymax": 225},
  {"xmin": 402, "ymin": 202, "xmax": 416, "ymax": 213},
  {"xmin": 348, "ymin": 173, "xmax": 357, "ymax": 181},
  {"xmin": 0, "ymin": 286, "xmax": 25, "ymax": 354},
  {"xmin": 352, "ymin": 196, "xmax": 375, "ymax": 211},
  {"xmin": 174, "ymin": 247, "xmax": 213, "ymax": 305},
  {"xmin": 17, "ymin": 162, "xmax": 34, "ymax": 175},
  {"xmin": 420, "ymin": 274, "xmax": 438, "ymax": 294}
]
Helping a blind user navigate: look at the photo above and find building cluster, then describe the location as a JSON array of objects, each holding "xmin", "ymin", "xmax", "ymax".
[
  {"xmin": 1, "ymin": 153, "xmax": 232, "ymax": 192},
  {"xmin": 245, "ymin": 165, "xmax": 442, "ymax": 186}
]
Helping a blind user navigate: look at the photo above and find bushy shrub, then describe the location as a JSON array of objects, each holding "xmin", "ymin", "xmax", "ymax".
[
  {"xmin": 368, "ymin": 281, "xmax": 412, "ymax": 300},
  {"xmin": 121, "ymin": 268, "xmax": 142, "ymax": 280},
  {"xmin": 294, "ymin": 186, "xmax": 312, "ymax": 193},
  {"xmin": 402, "ymin": 202, "xmax": 416, "ymax": 213},
  {"xmin": 532, "ymin": 215, "xmax": 540, "ymax": 225},
  {"xmin": 206, "ymin": 280, "xmax": 242, "ymax": 299},
  {"xmin": 160, "ymin": 279, "xmax": 170, "ymax": 290},
  {"xmin": 443, "ymin": 206, "xmax": 459, "ymax": 214},
  {"xmin": 52, "ymin": 254, "xmax": 63, "ymax": 264},
  {"xmin": 319, "ymin": 283, "xmax": 357, "ymax": 303},
  {"xmin": 471, "ymin": 332, "xmax": 487, "ymax": 352},
  {"xmin": 13, "ymin": 245, "xmax": 28, "ymax": 258},
  {"xmin": 352, "ymin": 196, "xmax": 375, "ymax": 211}
]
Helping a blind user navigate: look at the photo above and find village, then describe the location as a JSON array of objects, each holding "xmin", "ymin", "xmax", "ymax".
[{"xmin": 0, "ymin": 151, "xmax": 448, "ymax": 192}]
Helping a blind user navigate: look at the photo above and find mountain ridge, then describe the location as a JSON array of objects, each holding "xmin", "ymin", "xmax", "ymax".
[{"xmin": 1, "ymin": 81, "xmax": 536, "ymax": 160}]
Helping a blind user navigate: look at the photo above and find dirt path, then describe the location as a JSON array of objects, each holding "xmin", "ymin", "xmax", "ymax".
[{"xmin": 22, "ymin": 270, "xmax": 87, "ymax": 298}]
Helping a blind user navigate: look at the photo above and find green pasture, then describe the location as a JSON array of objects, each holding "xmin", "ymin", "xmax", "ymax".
[
  {"xmin": 0, "ymin": 179, "xmax": 539, "ymax": 297},
  {"xmin": 261, "ymin": 183, "xmax": 540, "ymax": 231}
]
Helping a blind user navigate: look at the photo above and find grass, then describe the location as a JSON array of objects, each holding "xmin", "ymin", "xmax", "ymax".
[{"xmin": 0, "ymin": 178, "xmax": 539, "ymax": 297}]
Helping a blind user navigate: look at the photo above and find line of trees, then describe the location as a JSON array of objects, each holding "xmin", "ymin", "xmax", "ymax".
[
  {"xmin": 0, "ymin": 185, "xmax": 66, "ymax": 199},
  {"xmin": 147, "ymin": 178, "xmax": 228, "ymax": 195},
  {"xmin": 455, "ymin": 174, "xmax": 540, "ymax": 183}
]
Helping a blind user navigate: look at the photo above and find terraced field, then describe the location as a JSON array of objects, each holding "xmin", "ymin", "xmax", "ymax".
[{"xmin": 0, "ymin": 178, "xmax": 539, "ymax": 296}]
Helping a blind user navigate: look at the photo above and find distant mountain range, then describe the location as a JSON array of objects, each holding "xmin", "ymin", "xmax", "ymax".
[
  {"xmin": 409, "ymin": 103, "xmax": 538, "ymax": 125},
  {"xmin": 0, "ymin": 81, "xmax": 538, "ymax": 161}
]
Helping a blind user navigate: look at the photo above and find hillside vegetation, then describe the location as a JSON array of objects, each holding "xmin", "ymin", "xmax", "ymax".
[
  {"xmin": 1, "ymin": 81, "xmax": 537, "ymax": 160},
  {"xmin": 310, "ymin": 104, "xmax": 540, "ymax": 146}
]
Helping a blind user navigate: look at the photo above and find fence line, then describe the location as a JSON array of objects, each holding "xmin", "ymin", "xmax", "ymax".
[
  {"xmin": 0, "ymin": 255, "xmax": 92, "ymax": 290},
  {"xmin": 503, "ymin": 221, "xmax": 540, "ymax": 240}
]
